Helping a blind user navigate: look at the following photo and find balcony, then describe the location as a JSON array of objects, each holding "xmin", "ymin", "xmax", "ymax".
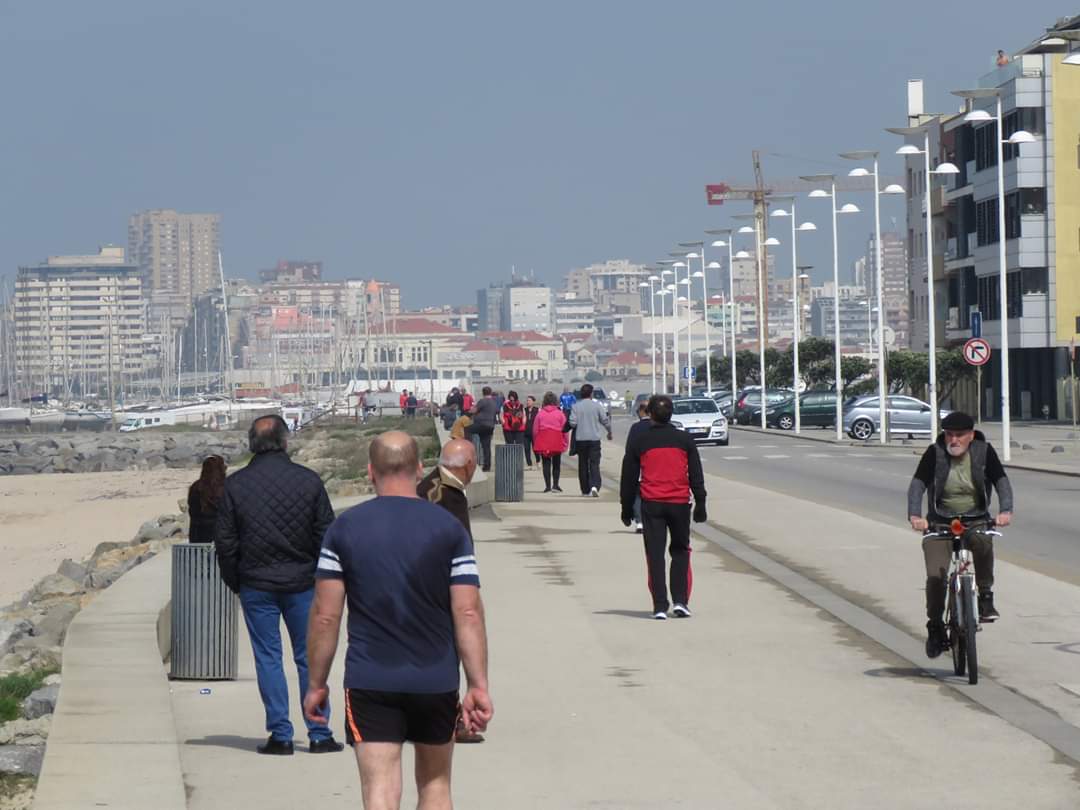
[{"xmin": 978, "ymin": 55, "xmax": 1044, "ymax": 89}]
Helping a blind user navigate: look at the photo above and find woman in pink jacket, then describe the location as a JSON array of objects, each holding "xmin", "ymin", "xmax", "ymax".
[{"xmin": 532, "ymin": 392, "xmax": 569, "ymax": 493}]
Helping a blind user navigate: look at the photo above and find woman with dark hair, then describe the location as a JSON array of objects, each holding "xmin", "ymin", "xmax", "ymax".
[
  {"xmin": 188, "ymin": 455, "xmax": 226, "ymax": 543},
  {"xmin": 532, "ymin": 391, "xmax": 568, "ymax": 493},
  {"xmin": 500, "ymin": 390, "xmax": 527, "ymax": 451}
]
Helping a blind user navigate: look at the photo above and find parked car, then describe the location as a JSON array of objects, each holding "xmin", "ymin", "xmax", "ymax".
[
  {"xmin": 733, "ymin": 389, "xmax": 794, "ymax": 425},
  {"xmin": 575, "ymin": 387, "xmax": 613, "ymax": 417},
  {"xmin": 842, "ymin": 395, "xmax": 951, "ymax": 441},
  {"xmin": 712, "ymin": 394, "xmax": 735, "ymax": 419},
  {"xmin": 765, "ymin": 391, "xmax": 839, "ymax": 431},
  {"xmin": 671, "ymin": 397, "xmax": 729, "ymax": 446},
  {"xmin": 631, "ymin": 392, "xmax": 651, "ymax": 415}
]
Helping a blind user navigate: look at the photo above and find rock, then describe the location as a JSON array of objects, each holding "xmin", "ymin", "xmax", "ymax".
[
  {"xmin": 56, "ymin": 559, "xmax": 88, "ymax": 584},
  {"xmin": 1051, "ymin": 445, "xmax": 1065, "ymax": 453},
  {"xmin": 0, "ymin": 620, "xmax": 33, "ymax": 656},
  {"xmin": 0, "ymin": 745, "xmax": 43, "ymax": 776},
  {"xmin": 164, "ymin": 446, "xmax": 193, "ymax": 464},
  {"xmin": 1022, "ymin": 443, "xmax": 1035, "ymax": 451},
  {"xmin": 0, "ymin": 654, "xmax": 24, "ymax": 675},
  {"xmin": 42, "ymin": 674, "xmax": 60, "ymax": 687},
  {"xmin": 30, "ymin": 574, "xmax": 83, "ymax": 601},
  {"xmin": 0, "ymin": 717, "xmax": 51, "ymax": 746},
  {"xmin": 33, "ymin": 601, "xmax": 80, "ymax": 648},
  {"xmin": 22, "ymin": 684, "xmax": 60, "ymax": 720}
]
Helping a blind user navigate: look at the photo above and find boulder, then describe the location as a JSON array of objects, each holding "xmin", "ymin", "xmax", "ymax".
[
  {"xmin": 0, "ymin": 717, "xmax": 51, "ymax": 746},
  {"xmin": 29, "ymin": 574, "xmax": 83, "ymax": 601},
  {"xmin": 56, "ymin": 559, "xmax": 88, "ymax": 584},
  {"xmin": 22, "ymin": 684, "xmax": 60, "ymax": 720},
  {"xmin": 0, "ymin": 654, "xmax": 24, "ymax": 675},
  {"xmin": 0, "ymin": 620, "xmax": 33, "ymax": 657},
  {"xmin": 33, "ymin": 601, "xmax": 80, "ymax": 648},
  {"xmin": 0, "ymin": 745, "xmax": 43, "ymax": 777},
  {"xmin": 42, "ymin": 674, "xmax": 60, "ymax": 687}
]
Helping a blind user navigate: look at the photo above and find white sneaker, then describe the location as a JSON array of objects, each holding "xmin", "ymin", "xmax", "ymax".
[
  {"xmin": 634, "ymin": 521, "xmax": 643, "ymax": 533},
  {"xmin": 652, "ymin": 610, "xmax": 668, "ymax": 620},
  {"xmin": 672, "ymin": 604, "xmax": 692, "ymax": 618},
  {"xmin": 589, "ymin": 487, "xmax": 599, "ymax": 498}
]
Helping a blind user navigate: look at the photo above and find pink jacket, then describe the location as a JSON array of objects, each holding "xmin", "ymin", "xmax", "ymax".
[{"xmin": 531, "ymin": 405, "xmax": 569, "ymax": 456}]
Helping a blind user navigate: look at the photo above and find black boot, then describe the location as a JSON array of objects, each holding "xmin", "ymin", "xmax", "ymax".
[
  {"xmin": 978, "ymin": 590, "xmax": 1000, "ymax": 622},
  {"xmin": 925, "ymin": 622, "xmax": 947, "ymax": 659},
  {"xmin": 256, "ymin": 736, "xmax": 294, "ymax": 756}
]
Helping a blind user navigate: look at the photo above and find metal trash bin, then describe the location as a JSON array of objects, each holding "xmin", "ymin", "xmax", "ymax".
[
  {"xmin": 170, "ymin": 543, "xmax": 239, "ymax": 680},
  {"xmin": 494, "ymin": 443, "xmax": 525, "ymax": 502}
]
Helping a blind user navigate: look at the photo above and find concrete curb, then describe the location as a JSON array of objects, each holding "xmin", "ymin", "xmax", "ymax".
[{"xmin": 734, "ymin": 424, "xmax": 1080, "ymax": 478}]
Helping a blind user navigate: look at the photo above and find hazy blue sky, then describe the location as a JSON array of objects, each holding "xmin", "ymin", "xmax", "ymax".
[{"xmin": 0, "ymin": 1, "xmax": 1072, "ymax": 306}]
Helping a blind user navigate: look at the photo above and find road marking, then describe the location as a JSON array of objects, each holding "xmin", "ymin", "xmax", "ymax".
[
  {"xmin": 806, "ymin": 453, "xmax": 840, "ymax": 459},
  {"xmin": 722, "ymin": 455, "xmax": 749, "ymax": 461},
  {"xmin": 763, "ymin": 454, "xmax": 790, "ymax": 460},
  {"xmin": 846, "ymin": 453, "xmax": 872, "ymax": 458},
  {"xmin": 756, "ymin": 445, "xmax": 777, "ymax": 449}
]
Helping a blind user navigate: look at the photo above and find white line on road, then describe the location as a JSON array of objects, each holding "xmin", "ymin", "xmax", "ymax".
[
  {"xmin": 757, "ymin": 445, "xmax": 778, "ymax": 449},
  {"xmin": 763, "ymin": 454, "xmax": 791, "ymax": 460},
  {"xmin": 722, "ymin": 456, "xmax": 749, "ymax": 461}
]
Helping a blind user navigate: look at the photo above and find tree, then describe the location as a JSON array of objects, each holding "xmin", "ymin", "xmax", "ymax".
[
  {"xmin": 935, "ymin": 349, "xmax": 977, "ymax": 403},
  {"xmin": 885, "ymin": 349, "xmax": 973, "ymax": 405}
]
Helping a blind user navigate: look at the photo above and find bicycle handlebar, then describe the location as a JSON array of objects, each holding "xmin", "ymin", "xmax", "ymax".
[{"xmin": 923, "ymin": 519, "xmax": 1003, "ymax": 540}]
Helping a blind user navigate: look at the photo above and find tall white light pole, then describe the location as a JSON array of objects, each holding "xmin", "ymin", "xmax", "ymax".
[
  {"xmin": 666, "ymin": 282, "xmax": 678, "ymax": 392},
  {"xmin": 707, "ymin": 264, "xmax": 725, "ymax": 357},
  {"xmin": 673, "ymin": 260, "xmax": 691, "ymax": 394},
  {"xmin": 641, "ymin": 278, "xmax": 658, "ymax": 393},
  {"xmin": 887, "ymin": 128, "xmax": 961, "ymax": 440},
  {"xmin": 951, "ymin": 89, "xmax": 1033, "ymax": 461},
  {"xmin": 707, "ymin": 228, "xmax": 737, "ymax": 395},
  {"xmin": 771, "ymin": 199, "xmax": 817, "ymax": 433},
  {"xmin": 658, "ymin": 271, "xmax": 672, "ymax": 393},
  {"xmin": 802, "ymin": 174, "xmax": 861, "ymax": 439},
  {"xmin": 680, "ymin": 242, "xmax": 710, "ymax": 392}
]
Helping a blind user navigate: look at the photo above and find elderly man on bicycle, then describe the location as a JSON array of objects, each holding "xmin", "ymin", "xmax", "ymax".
[{"xmin": 907, "ymin": 411, "xmax": 1013, "ymax": 658}]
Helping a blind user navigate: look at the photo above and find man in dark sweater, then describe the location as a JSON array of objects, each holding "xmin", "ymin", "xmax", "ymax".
[
  {"xmin": 215, "ymin": 415, "xmax": 343, "ymax": 756},
  {"xmin": 467, "ymin": 386, "xmax": 499, "ymax": 472}
]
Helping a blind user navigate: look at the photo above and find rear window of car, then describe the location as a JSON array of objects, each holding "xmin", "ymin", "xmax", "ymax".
[{"xmin": 674, "ymin": 399, "xmax": 719, "ymax": 414}]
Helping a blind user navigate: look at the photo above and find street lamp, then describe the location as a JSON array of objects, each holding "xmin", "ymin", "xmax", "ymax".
[
  {"xmin": 640, "ymin": 277, "xmax": 658, "ymax": 394},
  {"xmin": 801, "ymin": 173, "xmax": 863, "ymax": 439},
  {"xmin": 733, "ymin": 217, "xmax": 769, "ymax": 420},
  {"xmin": 949, "ymin": 89, "xmax": 1034, "ymax": 461},
  {"xmin": 672, "ymin": 259, "xmax": 691, "ymax": 394},
  {"xmin": 840, "ymin": 150, "xmax": 906, "ymax": 444},
  {"xmin": 681, "ymin": 243, "xmax": 711, "ymax": 392},
  {"xmin": 771, "ymin": 199, "xmax": 817, "ymax": 432},
  {"xmin": 885, "ymin": 127, "xmax": 961, "ymax": 441},
  {"xmin": 706, "ymin": 228, "xmax": 737, "ymax": 397}
]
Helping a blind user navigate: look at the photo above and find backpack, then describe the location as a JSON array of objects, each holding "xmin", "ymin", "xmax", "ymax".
[{"xmin": 503, "ymin": 401, "xmax": 526, "ymax": 432}]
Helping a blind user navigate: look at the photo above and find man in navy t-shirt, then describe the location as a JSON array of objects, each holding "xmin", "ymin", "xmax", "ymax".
[{"xmin": 304, "ymin": 431, "xmax": 493, "ymax": 810}]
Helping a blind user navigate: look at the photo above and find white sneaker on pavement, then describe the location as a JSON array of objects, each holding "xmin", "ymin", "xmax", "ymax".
[
  {"xmin": 652, "ymin": 610, "xmax": 668, "ymax": 620},
  {"xmin": 589, "ymin": 487, "xmax": 599, "ymax": 498},
  {"xmin": 672, "ymin": 604, "xmax": 692, "ymax": 618}
]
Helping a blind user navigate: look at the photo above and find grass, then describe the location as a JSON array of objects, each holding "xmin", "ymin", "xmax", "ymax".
[
  {"xmin": 303, "ymin": 417, "xmax": 439, "ymax": 481},
  {"xmin": 0, "ymin": 667, "xmax": 58, "ymax": 723},
  {"xmin": 0, "ymin": 773, "xmax": 34, "ymax": 801}
]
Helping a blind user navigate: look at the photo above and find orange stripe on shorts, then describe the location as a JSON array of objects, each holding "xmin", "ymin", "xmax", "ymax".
[{"xmin": 344, "ymin": 689, "xmax": 362, "ymax": 743}]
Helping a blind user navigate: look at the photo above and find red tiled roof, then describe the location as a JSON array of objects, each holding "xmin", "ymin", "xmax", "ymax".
[
  {"xmin": 498, "ymin": 346, "xmax": 541, "ymax": 361},
  {"xmin": 479, "ymin": 330, "xmax": 556, "ymax": 342},
  {"xmin": 384, "ymin": 317, "xmax": 460, "ymax": 334},
  {"xmin": 462, "ymin": 340, "xmax": 498, "ymax": 352},
  {"xmin": 609, "ymin": 351, "xmax": 649, "ymax": 364}
]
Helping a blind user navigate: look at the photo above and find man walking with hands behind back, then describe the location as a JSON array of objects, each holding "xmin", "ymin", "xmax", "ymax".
[
  {"xmin": 215, "ymin": 415, "xmax": 342, "ymax": 755},
  {"xmin": 569, "ymin": 383, "xmax": 611, "ymax": 497},
  {"xmin": 305, "ymin": 431, "xmax": 493, "ymax": 810},
  {"xmin": 620, "ymin": 395, "xmax": 707, "ymax": 620}
]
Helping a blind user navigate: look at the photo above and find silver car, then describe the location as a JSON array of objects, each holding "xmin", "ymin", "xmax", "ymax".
[
  {"xmin": 671, "ymin": 397, "xmax": 729, "ymax": 446},
  {"xmin": 842, "ymin": 395, "xmax": 951, "ymax": 441}
]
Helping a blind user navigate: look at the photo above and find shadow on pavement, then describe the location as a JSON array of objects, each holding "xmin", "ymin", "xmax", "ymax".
[
  {"xmin": 593, "ymin": 609, "xmax": 657, "ymax": 620},
  {"xmin": 863, "ymin": 666, "xmax": 936, "ymax": 680},
  {"xmin": 185, "ymin": 735, "xmax": 270, "ymax": 753}
]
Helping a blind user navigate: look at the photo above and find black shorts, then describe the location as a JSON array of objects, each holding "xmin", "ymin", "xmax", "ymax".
[{"xmin": 343, "ymin": 689, "xmax": 458, "ymax": 745}]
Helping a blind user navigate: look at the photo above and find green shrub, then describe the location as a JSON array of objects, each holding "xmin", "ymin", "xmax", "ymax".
[{"xmin": 0, "ymin": 667, "xmax": 58, "ymax": 722}]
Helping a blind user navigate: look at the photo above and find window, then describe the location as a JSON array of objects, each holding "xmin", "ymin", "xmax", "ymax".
[
  {"xmin": 1022, "ymin": 267, "xmax": 1047, "ymax": 294},
  {"xmin": 1002, "ymin": 108, "xmax": 1045, "ymax": 160},
  {"xmin": 976, "ymin": 197, "xmax": 1000, "ymax": 246},
  {"xmin": 975, "ymin": 123, "xmax": 998, "ymax": 172},
  {"xmin": 889, "ymin": 397, "xmax": 925, "ymax": 411}
]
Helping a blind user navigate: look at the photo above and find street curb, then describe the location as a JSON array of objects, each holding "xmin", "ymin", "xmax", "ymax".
[{"xmin": 734, "ymin": 424, "xmax": 1080, "ymax": 478}]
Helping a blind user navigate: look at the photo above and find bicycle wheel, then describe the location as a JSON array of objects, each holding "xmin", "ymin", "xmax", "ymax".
[
  {"xmin": 962, "ymin": 578, "xmax": 978, "ymax": 685},
  {"xmin": 948, "ymin": 579, "xmax": 965, "ymax": 676}
]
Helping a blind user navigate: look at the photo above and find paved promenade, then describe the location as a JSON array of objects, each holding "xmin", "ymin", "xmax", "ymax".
[{"xmin": 169, "ymin": 469, "xmax": 1078, "ymax": 809}]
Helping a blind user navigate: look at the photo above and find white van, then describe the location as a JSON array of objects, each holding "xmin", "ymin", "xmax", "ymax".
[{"xmin": 118, "ymin": 412, "xmax": 176, "ymax": 432}]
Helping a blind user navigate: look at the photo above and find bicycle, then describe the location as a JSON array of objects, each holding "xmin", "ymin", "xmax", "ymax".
[{"xmin": 923, "ymin": 517, "xmax": 1002, "ymax": 685}]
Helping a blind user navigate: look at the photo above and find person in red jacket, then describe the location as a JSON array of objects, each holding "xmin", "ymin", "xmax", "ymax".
[
  {"xmin": 532, "ymin": 392, "xmax": 569, "ymax": 492},
  {"xmin": 500, "ymin": 391, "xmax": 527, "ymax": 452},
  {"xmin": 619, "ymin": 395, "xmax": 707, "ymax": 620},
  {"xmin": 399, "ymin": 389, "xmax": 408, "ymax": 416},
  {"xmin": 461, "ymin": 389, "xmax": 475, "ymax": 414}
]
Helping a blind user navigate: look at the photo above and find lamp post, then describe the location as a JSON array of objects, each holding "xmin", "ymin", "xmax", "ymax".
[
  {"xmin": 801, "ymin": 174, "xmax": 862, "ymax": 439},
  {"xmin": 658, "ymin": 276, "xmax": 671, "ymax": 393},
  {"xmin": 733, "ymin": 219, "xmax": 763, "ymax": 394},
  {"xmin": 950, "ymin": 90, "xmax": 1034, "ymax": 461},
  {"xmin": 707, "ymin": 264, "xmax": 725, "ymax": 357},
  {"xmin": 640, "ymin": 277, "xmax": 658, "ymax": 393},
  {"xmin": 885, "ymin": 128, "xmax": 961, "ymax": 441},
  {"xmin": 681, "ymin": 242, "xmax": 709, "ymax": 392},
  {"xmin": 840, "ymin": 151, "xmax": 906, "ymax": 444},
  {"xmin": 673, "ymin": 259, "xmax": 691, "ymax": 394},
  {"xmin": 707, "ymin": 228, "xmax": 737, "ymax": 396},
  {"xmin": 770, "ymin": 199, "xmax": 817, "ymax": 433}
]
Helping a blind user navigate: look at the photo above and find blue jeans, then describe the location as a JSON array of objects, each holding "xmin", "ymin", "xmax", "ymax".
[{"xmin": 239, "ymin": 586, "xmax": 332, "ymax": 742}]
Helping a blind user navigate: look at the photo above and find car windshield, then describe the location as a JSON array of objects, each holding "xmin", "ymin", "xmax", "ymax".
[{"xmin": 674, "ymin": 399, "xmax": 719, "ymax": 415}]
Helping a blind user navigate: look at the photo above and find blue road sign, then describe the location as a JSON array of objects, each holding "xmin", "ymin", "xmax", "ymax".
[
  {"xmin": 971, "ymin": 311, "xmax": 982, "ymax": 339},
  {"xmin": 683, "ymin": 366, "xmax": 696, "ymax": 380}
]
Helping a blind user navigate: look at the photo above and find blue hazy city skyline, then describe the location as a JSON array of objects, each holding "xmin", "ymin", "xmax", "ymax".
[{"xmin": 0, "ymin": 1, "xmax": 1070, "ymax": 305}]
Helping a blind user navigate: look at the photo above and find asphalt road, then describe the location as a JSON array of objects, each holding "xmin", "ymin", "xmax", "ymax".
[{"xmin": 610, "ymin": 416, "xmax": 1080, "ymax": 585}]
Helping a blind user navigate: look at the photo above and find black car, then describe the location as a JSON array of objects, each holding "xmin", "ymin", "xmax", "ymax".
[
  {"xmin": 733, "ymin": 390, "xmax": 793, "ymax": 425},
  {"xmin": 765, "ymin": 391, "xmax": 839, "ymax": 430}
]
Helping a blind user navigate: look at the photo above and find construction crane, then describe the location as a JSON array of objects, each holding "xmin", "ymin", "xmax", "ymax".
[{"xmin": 706, "ymin": 150, "xmax": 897, "ymax": 347}]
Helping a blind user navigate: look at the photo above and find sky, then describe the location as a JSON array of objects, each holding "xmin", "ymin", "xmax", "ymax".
[{"xmin": 0, "ymin": 0, "xmax": 1073, "ymax": 307}]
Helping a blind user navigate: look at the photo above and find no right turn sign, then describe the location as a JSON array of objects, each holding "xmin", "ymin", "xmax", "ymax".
[{"xmin": 963, "ymin": 337, "xmax": 991, "ymax": 366}]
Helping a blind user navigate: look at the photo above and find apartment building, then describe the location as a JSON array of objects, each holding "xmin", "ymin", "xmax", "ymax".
[
  {"xmin": 128, "ymin": 210, "xmax": 220, "ymax": 302},
  {"xmin": 14, "ymin": 247, "xmax": 146, "ymax": 396}
]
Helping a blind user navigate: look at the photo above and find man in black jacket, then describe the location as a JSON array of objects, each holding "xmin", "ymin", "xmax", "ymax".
[
  {"xmin": 620, "ymin": 395, "xmax": 707, "ymax": 620},
  {"xmin": 215, "ymin": 415, "xmax": 343, "ymax": 756},
  {"xmin": 907, "ymin": 411, "xmax": 1014, "ymax": 658}
]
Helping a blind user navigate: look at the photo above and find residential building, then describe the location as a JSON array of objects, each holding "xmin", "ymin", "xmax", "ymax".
[
  {"xmin": 259, "ymin": 260, "xmax": 322, "ymax": 284},
  {"xmin": 555, "ymin": 294, "xmax": 596, "ymax": 335},
  {"xmin": 864, "ymin": 232, "xmax": 909, "ymax": 349},
  {"xmin": 128, "ymin": 210, "xmax": 220, "ymax": 302},
  {"xmin": 810, "ymin": 296, "xmax": 872, "ymax": 350},
  {"xmin": 476, "ymin": 284, "xmax": 506, "ymax": 332},
  {"xmin": 563, "ymin": 260, "xmax": 649, "ymax": 314},
  {"xmin": 897, "ymin": 19, "xmax": 1080, "ymax": 418},
  {"xmin": 501, "ymin": 283, "xmax": 554, "ymax": 334},
  {"xmin": 13, "ymin": 246, "xmax": 146, "ymax": 397}
]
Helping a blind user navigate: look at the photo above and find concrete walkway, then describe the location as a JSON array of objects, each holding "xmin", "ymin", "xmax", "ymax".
[{"xmin": 170, "ymin": 470, "xmax": 1078, "ymax": 808}]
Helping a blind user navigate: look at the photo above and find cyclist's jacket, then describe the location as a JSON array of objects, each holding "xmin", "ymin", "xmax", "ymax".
[
  {"xmin": 620, "ymin": 421, "xmax": 706, "ymax": 507},
  {"xmin": 907, "ymin": 430, "xmax": 1014, "ymax": 523}
]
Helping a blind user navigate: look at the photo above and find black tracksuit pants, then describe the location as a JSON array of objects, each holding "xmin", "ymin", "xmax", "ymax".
[
  {"xmin": 641, "ymin": 500, "xmax": 692, "ymax": 612},
  {"xmin": 575, "ymin": 440, "xmax": 602, "ymax": 494}
]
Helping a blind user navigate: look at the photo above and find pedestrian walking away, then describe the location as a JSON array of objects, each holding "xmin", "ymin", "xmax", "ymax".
[
  {"xmin": 620, "ymin": 395, "xmax": 707, "ymax": 620},
  {"xmin": 417, "ymin": 438, "xmax": 486, "ymax": 744},
  {"xmin": 466, "ymin": 386, "xmax": 498, "ymax": 472},
  {"xmin": 569, "ymin": 383, "xmax": 611, "ymax": 497},
  {"xmin": 522, "ymin": 395, "xmax": 539, "ymax": 468},
  {"xmin": 305, "ymin": 431, "xmax": 493, "ymax": 810},
  {"xmin": 907, "ymin": 411, "xmax": 1014, "ymax": 658},
  {"xmin": 406, "ymin": 391, "xmax": 418, "ymax": 419},
  {"xmin": 188, "ymin": 455, "xmax": 226, "ymax": 544},
  {"xmin": 215, "ymin": 415, "xmax": 343, "ymax": 755},
  {"xmin": 533, "ymin": 392, "xmax": 569, "ymax": 492}
]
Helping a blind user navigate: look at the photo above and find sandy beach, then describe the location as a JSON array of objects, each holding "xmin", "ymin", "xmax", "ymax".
[{"xmin": 0, "ymin": 468, "xmax": 196, "ymax": 606}]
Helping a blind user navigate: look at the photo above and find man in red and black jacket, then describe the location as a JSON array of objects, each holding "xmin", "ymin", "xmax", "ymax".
[{"xmin": 620, "ymin": 395, "xmax": 707, "ymax": 620}]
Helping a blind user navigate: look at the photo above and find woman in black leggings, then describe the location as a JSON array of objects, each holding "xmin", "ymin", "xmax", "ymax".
[{"xmin": 531, "ymin": 391, "xmax": 569, "ymax": 492}]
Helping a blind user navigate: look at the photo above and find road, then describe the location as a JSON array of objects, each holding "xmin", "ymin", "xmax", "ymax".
[{"xmin": 610, "ymin": 417, "xmax": 1080, "ymax": 584}]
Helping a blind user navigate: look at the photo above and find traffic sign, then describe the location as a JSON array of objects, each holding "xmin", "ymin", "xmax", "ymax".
[
  {"xmin": 963, "ymin": 337, "xmax": 991, "ymax": 366},
  {"xmin": 683, "ymin": 366, "xmax": 697, "ymax": 380},
  {"xmin": 971, "ymin": 311, "xmax": 982, "ymax": 339}
]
